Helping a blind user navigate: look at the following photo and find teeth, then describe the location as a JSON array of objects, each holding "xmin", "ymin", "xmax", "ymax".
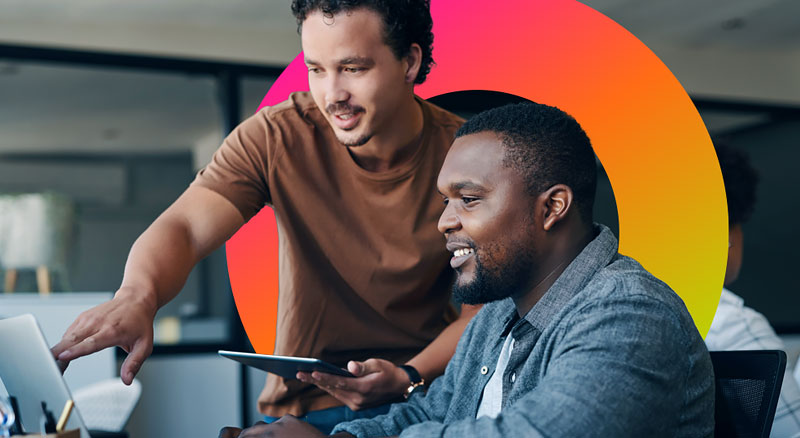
[
  {"xmin": 453, "ymin": 248, "xmax": 474, "ymax": 257},
  {"xmin": 338, "ymin": 114, "xmax": 353, "ymax": 120}
]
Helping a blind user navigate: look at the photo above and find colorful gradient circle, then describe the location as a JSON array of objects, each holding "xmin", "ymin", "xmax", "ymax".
[{"xmin": 226, "ymin": 0, "xmax": 727, "ymax": 354}]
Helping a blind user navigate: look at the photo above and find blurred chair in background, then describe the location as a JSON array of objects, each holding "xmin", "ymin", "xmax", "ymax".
[
  {"xmin": 0, "ymin": 192, "xmax": 74, "ymax": 293},
  {"xmin": 711, "ymin": 350, "xmax": 786, "ymax": 438}
]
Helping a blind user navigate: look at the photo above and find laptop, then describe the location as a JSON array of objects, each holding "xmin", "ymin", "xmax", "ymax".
[{"xmin": 0, "ymin": 314, "xmax": 91, "ymax": 437}]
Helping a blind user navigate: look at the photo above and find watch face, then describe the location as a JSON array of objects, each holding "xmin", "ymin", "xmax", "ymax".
[{"xmin": 405, "ymin": 381, "xmax": 427, "ymax": 399}]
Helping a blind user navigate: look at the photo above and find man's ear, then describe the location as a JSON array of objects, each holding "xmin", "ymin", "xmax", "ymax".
[
  {"xmin": 540, "ymin": 184, "xmax": 574, "ymax": 231},
  {"xmin": 404, "ymin": 43, "xmax": 423, "ymax": 83}
]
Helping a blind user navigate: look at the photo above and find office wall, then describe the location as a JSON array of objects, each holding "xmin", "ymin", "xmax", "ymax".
[{"xmin": 0, "ymin": 153, "xmax": 233, "ymax": 319}]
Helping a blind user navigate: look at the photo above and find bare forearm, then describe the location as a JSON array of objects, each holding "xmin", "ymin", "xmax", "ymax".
[
  {"xmin": 118, "ymin": 218, "xmax": 204, "ymax": 308},
  {"xmin": 406, "ymin": 304, "xmax": 481, "ymax": 381},
  {"xmin": 118, "ymin": 186, "xmax": 244, "ymax": 308}
]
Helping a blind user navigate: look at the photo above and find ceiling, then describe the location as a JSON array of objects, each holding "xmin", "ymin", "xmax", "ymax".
[
  {"xmin": 584, "ymin": 0, "xmax": 800, "ymax": 51},
  {"xmin": 0, "ymin": 0, "xmax": 798, "ymax": 156},
  {"xmin": 2, "ymin": 0, "xmax": 798, "ymax": 60},
  {"xmin": 0, "ymin": 0, "xmax": 301, "ymax": 64}
]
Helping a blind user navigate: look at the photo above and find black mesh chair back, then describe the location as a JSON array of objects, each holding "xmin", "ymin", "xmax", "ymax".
[{"xmin": 710, "ymin": 350, "xmax": 786, "ymax": 438}]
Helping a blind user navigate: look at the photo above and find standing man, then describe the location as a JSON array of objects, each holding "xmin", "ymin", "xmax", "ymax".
[{"xmin": 52, "ymin": 0, "xmax": 479, "ymax": 432}]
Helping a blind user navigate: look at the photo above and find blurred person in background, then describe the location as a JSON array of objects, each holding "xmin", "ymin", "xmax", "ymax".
[{"xmin": 704, "ymin": 143, "xmax": 800, "ymax": 437}]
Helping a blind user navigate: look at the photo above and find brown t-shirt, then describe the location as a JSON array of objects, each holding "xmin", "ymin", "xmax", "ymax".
[{"xmin": 192, "ymin": 92, "xmax": 464, "ymax": 416}]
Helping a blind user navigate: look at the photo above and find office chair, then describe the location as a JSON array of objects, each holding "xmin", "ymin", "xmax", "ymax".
[{"xmin": 710, "ymin": 350, "xmax": 786, "ymax": 438}]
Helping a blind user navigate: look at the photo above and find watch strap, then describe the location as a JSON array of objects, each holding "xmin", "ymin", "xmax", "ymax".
[
  {"xmin": 399, "ymin": 365, "xmax": 426, "ymax": 399},
  {"xmin": 399, "ymin": 365, "xmax": 423, "ymax": 384}
]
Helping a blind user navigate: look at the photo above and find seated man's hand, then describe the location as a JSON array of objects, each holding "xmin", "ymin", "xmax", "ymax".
[
  {"xmin": 218, "ymin": 417, "xmax": 326, "ymax": 438},
  {"xmin": 297, "ymin": 358, "xmax": 408, "ymax": 411},
  {"xmin": 218, "ymin": 425, "xmax": 243, "ymax": 438},
  {"xmin": 50, "ymin": 286, "xmax": 158, "ymax": 385}
]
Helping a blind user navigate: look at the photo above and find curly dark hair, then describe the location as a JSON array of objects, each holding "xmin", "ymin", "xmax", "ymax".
[
  {"xmin": 455, "ymin": 102, "xmax": 598, "ymax": 225},
  {"xmin": 291, "ymin": 0, "xmax": 435, "ymax": 84},
  {"xmin": 715, "ymin": 143, "xmax": 759, "ymax": 226}
]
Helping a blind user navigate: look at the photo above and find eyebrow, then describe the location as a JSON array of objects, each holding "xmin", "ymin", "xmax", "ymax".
[
  {"xmin": 338, "ymin": 57, "xmax": 375, "ymax": 66},
  {"xmin": 438, "ymin": 181, "xmax": 487, "ymax": 195},
  {"xmin": 304, "ymin": 57, "xmax": 375, "ymax": 67}
]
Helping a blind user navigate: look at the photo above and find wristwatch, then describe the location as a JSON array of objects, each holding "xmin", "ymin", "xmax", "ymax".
[{"xmin": 399, "ymin": 364, "xmax": 426, "ymax": 399}]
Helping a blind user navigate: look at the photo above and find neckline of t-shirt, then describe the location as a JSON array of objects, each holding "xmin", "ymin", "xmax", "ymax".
[{"xmin": 340, "ymin": 96, "xmax": 432, "ymax": 184}]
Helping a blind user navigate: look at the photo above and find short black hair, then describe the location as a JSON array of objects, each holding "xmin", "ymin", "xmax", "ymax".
[
  {"xmin": 291, "ymin": 0, "xmax": 435, "ymax": 84},
  {"xmin": 715, "ymin": 143, "xmax": 759, "ymax": 226},
  {"xmin": 455, "ymin": 102, "xmax": 598, "ymax": 224}
]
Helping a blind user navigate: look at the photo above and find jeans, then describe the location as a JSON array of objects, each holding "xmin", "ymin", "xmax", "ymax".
[{"xmin": 264, "ymin": 403, "xmax": 392, "ymax": 435}]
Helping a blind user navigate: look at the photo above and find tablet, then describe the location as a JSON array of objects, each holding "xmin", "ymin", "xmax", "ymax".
[{"xmin": 218, "ymin": 351, "xmax": 354, "ymax": 379}]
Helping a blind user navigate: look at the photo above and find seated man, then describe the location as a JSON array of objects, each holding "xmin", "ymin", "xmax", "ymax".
[
  {"xmin": 705, "ymin": 143, "xmax": 800, "ymax": 436},
  {"xmin": 222, "ymin": 102, "xmax": 715, "ymax": 437}
]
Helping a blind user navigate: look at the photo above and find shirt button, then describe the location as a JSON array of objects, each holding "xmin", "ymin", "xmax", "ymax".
[
  {"xmin": 480, "ymin": 366, "xmax": 488, "ymax": 375},
  {"xmin": 511, "ymin": 373, "xmax": 516, "ymax": 383}
]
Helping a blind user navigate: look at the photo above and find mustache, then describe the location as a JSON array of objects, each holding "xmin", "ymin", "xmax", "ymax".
[
  {"xmin": 446, "ymin": 238, "xmax": 475, "ymax": 249},
  {"xmin": 326, "ymin": 102, "xmax": 365, "ymax": 116}
]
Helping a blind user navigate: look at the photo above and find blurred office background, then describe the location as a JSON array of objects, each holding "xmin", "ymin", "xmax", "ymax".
[{"xmin": 1, "ymin": 0, "xmax": 799, "ymax": 436}]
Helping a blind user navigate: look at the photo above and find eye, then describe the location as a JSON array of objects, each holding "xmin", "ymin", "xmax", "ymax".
[
  {"xmin": 344, "ymin": 67, "xmax": 364, "ymax": 73},
  {"xmin": 442, "ymin": 197, "xmax": 449, "ymax": 206},
  {"xmin": 462, "ymin": 196, "xmax": 479, "ymax": 205},
  {"xmin": 307, "ymin": 67, "xmax": 321, "ymax": 74}
]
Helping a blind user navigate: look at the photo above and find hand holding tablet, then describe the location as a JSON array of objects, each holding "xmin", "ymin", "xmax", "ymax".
[{"xmin": 220, "ymin": 351, "xmax": 415, "ymax": 412}]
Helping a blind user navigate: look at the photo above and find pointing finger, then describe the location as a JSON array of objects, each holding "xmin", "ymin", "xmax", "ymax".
[
  {"xmin": 51, "ymin": 321, "xmax": 95, "ymax": 358},
  {"xmin": 56, "ymin": 333, "xmax": 107, "ymax": 362}
]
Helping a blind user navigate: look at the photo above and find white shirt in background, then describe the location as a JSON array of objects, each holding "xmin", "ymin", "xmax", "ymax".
[{"xmin": 706, "ymin": 288, "xmax": 800, "ymax": 438}]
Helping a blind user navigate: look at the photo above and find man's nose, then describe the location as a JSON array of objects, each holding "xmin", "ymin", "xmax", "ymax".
[
  {"xmin": 438, "ymin": 202, "xmax": 461, "ymax": 235},
  {"xmin": 325, "ymin": 74, "xmax": 350, "ymax": 105}
]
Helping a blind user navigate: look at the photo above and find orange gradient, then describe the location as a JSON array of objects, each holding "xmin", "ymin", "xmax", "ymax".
[{"xmin": 229, "ymin": 0, "xmax": 726, "ymax": 354}]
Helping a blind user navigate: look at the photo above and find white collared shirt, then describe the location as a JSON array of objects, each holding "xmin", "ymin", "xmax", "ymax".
[
  {"xmin": 476, "ymin": 334, "xmax": 515, "ymax": 419},
  {"xmin": 706, "ymin": 288, "xmax": 800, "ymax": 438}
]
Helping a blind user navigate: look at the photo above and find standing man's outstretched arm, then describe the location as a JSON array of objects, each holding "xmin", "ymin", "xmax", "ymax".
[{"xmin": 51, "ymin": 185, "xmax": 245, "ymax": 384}]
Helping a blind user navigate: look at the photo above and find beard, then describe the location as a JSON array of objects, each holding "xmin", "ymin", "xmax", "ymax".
[
  {"xmin": 337, "ymin": 132, "xmax": 372, "ymax": 147},
  {"xmin": 452, "ymin": 242, "xmax": 535, "ymax": 305}
]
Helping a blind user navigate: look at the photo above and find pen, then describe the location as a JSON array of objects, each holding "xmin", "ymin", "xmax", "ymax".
[{"xmin": 55, "ymin": 400, "xmax": 74, "ymax": 433}]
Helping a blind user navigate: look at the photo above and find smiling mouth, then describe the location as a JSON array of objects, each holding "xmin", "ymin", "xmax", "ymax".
[
  {"xmin": 450, "ymin": 247, "xmax": 475, "ymax": 269},
  {"xmin": 332, "ymin": 111, "xmax": 362, "ymax": 130},
  {"xmin": 326, "ymin": 102, "xmax": 365, "ymax": 131}
]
